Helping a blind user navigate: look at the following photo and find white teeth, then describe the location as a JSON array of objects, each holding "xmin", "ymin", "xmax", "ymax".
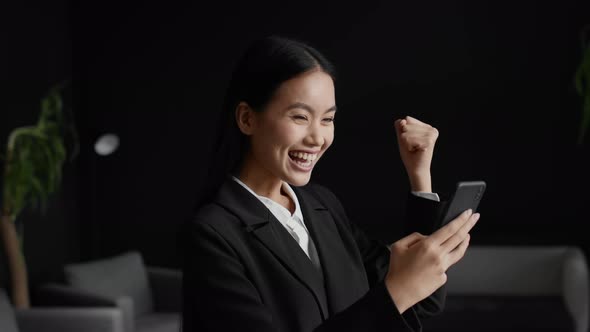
[
  {"xmin": 293, "ymin": 158, "xmax": 312, "ymax": 167},
  {"xmin": 289, "ymin": 151, "xmax": 317, "ymax": 161}
]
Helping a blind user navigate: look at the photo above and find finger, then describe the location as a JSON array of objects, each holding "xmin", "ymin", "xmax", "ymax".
[
  {"xmin": 399, "ymin": 133, "xmax": 436, "ymax": 151},
  {"xmin": 440, "ymin": 213, "xmax": 479, "ymax": 252},
  {"xmin": 404, "ymin": 115, "xmax": 427, "ymax": 126},
  {"xmin": 397, "ymin": 119, "xmax": 408, "ymax": 132},
  {"xmin": 395, "ymin": 232, "xmax": 427, "ymax": 248},
  {"xmin": 401, "ymin": 124, "xmax": 435, "ymax": 135},
  {"xmin": 407, "ymin": 235, "xmax": 427, "ymax": 248},
  {"xmin": 399, "ymin": 124, "xmax": 438, "ymax": 139},
  {"xmin": 401, "ymin": 124, "xmax": 439, "ymax": 143},
  {"xmin": 429, "ymin": 209, "xmax": 473, "ymax": 245},
  {"xmin": 394, "ymin": 120, "xmax": 408, "ymax": 144},
  {"xmin": 394, "ymin": 119, "xmax": 403, "ymax": 137},
  {"xmin": 446, "ymin": 233, "xmax": 471, "ymax": 268},
  {"xmin": 401, "ymin": 117, "xmax": 428, "ymax": 127},
  {"xmin": 400, "ymin": 130, "xmax": 431, "ymax": 146}
]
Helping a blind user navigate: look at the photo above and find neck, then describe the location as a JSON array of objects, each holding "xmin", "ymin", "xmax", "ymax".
[{"xmin": 237, "ymin": 153, "xmax": 284, "ymax": 202}]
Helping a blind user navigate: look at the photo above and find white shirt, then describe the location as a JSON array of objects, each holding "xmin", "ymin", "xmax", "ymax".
[
  {"xmin": 231, "ymin": 176, "xmax": 322, "ymax": 270},
  {"xmin": 411, "ymin": 191, "xmax": 440, "ymax": 202}
]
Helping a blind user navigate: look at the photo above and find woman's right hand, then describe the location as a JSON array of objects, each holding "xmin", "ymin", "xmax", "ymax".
[{"xmin": 384, "ymin": 209, "xmax": 480, "ymax": 313}]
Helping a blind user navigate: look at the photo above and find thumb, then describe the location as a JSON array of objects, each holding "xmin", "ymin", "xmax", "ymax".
[{"xmin": 394, "ymin": 119, "xmax": 406, "ymax": 137}]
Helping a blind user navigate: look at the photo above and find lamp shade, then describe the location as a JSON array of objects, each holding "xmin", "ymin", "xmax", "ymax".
[{"xmin": 94, "ymin": 133, "xmax": 120, "ymax": 156}]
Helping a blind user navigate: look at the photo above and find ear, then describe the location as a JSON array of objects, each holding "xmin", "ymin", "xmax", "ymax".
[{"xmin": 235, "ymin": 102, "xmax": 257, "ymax": 135}]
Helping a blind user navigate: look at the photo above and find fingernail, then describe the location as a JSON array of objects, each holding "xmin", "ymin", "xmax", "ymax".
[
  {"xmin": 465, "ymin": 209, "xmax": 472, "ymax": 215},
  {"xmin": 472, "ymin": 213, "xmax": 480, "ymax": 222}
]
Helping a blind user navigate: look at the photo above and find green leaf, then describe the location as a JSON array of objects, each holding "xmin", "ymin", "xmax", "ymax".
[{"xmin": 1, "ymin": 82, "xmax": 78, "ymax": 219}]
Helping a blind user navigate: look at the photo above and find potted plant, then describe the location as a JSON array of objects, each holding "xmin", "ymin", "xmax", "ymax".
[
  {"xmin": 0, "ymin": 83, "xmax": 77, "ymax": 308},
  {"xmin": 576, "ymin": 24, "xmax": 590, "ymax": 144}
]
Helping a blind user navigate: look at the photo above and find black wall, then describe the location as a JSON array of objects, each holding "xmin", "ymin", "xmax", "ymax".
[{"xmin": 2, "ymin": 0, "xmax": 589, "ymax": 287}]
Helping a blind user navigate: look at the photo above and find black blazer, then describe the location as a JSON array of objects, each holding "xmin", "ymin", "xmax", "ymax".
[{"xmin": 182, "ymin": 178, "xmax": 445, "ymax": 332}]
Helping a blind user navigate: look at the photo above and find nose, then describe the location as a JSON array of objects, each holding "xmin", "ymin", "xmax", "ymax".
[{"xmin": 303, "ymin": 123, "xmax": 325, "ymax": 147}]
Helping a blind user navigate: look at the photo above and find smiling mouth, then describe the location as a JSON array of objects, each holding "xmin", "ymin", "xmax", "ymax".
[{"xmin": 288, "ymin": 151, "xmax": 317, "ymax": 168}]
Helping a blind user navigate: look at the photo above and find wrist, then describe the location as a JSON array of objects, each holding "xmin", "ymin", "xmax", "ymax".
[
  {"xmin": 408, "ymin": 171, "xmax": 432, "ymax": 193},
  {"xmin": 385, "ymin": 278, "xmax": 411, "ymax": 314}
]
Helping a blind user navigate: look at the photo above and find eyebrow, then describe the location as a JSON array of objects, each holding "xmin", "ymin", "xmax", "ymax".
[{"xmin": 285, "ymin": 102, "xmax": 337, "ymax": 114}]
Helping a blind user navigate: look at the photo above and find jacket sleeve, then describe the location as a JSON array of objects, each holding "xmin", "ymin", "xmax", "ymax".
[
  {"xmin": 182, "ymin": 210, "xmax": 423, "ymax": 332},
  {"xmin": 309, "ymin": 185, "xmax": 447, "ymax": 321},
  {"xmin": 401, "ymin": 192, "xmax": 448, "ymax": 317}
]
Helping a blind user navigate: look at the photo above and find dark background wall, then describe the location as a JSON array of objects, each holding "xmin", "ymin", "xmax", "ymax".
[{"xmin": 1, "ymin": 0, "xmax": 589, "ymax": 288}]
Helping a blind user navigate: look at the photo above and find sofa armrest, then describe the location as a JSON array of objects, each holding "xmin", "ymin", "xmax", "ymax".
[
  {"xmin": 115, "ymin": 296, "xmax": 135, "ymax": 332},
  {"xmin": 147, "ymin": 267, "xmax": 182, "ymax": 312},
  {"xmin": 36, "ymin": 283, "xmax": 118, "ymax": 307},
  {"xmin": 561, "ymin": 247, "xmax": 589, "ymax": 332},
  {"xmin": 35, "ymin": 284, "xmax": 135, "ymax": 332},
  {"xmin": 15, "ymin": 307, "xmax": 125, "ymax": 332}
]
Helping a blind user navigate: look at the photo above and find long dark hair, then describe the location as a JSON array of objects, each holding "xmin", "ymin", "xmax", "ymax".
[{"xmin": 194, "ymin": 35, "xmax": 336, "ymax": 212}]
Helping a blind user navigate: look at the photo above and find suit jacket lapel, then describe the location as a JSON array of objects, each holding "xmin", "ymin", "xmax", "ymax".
[
  {"xmin": 214, "ymin": 179, "xmax": 329, "ymax": 319},
  {"xmin": 293, "ymin": 186, "xmax": 369, "ymax": 315}
]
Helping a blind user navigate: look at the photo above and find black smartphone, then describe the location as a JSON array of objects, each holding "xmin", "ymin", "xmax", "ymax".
[{"xmin": 438, "ymin": 181, "xmax": 486, "ymax": 228}]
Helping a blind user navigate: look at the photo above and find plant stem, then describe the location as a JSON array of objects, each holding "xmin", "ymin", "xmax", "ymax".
[
  {"xmin": 1, "ymin": 145, "xmax": 30, "ymax": 308},
  {"xmin": 0, "ymin": 215, "xmax": 29, "ymax": 308}
]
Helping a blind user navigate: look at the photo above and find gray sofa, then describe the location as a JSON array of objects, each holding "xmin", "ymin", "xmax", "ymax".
[
  {"xmin": 422, "ymin": 245, "xmax": 589, "ymax": 332},
  {"xmin": 37, "ymin": 251, "xmax": 181, "ymax": 332},
  {"xmin": 1, "ymin": 288, "xmax": 125, "ymax": 332}
]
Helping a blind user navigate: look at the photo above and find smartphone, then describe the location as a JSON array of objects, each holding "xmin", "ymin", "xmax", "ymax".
[{"xmin": 438, "ymin": 181, "xmax": 486, "ymax": 228}]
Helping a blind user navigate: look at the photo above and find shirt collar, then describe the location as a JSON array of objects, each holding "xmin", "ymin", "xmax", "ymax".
[{"xmin": 231, "ymin": 176, "xmax": 304, "ymax": 222}]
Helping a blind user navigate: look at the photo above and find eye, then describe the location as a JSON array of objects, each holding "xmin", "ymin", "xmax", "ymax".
[
  {"xmin": 292, "ymin": 115, "xmax": 308, "ymax": 120},
  {"xmin": 323, "ymin": 118, "xmax": 335, "ymax": 123}
]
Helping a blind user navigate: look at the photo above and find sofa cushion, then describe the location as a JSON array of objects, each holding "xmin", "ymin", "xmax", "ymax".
[
  {"xmin": 135, "ymin": 313, "xmax": 179, "ymax": 332},
  {"xmin": 422, "ymin": 295, "xmax": 575, "ymax": 332},
  {"xmin": 0, "ymin": 289, "xmax": 19, "ymax": 332},
  {"xmin": 65, "ymin": 251, "xmax": 154, "ymax": 316}
]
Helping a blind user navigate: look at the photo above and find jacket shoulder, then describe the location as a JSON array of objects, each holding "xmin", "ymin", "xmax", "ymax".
[
  {"xmin": 300, "ymin": 182, "xmax": 344, "ymax": 210},
  {"xmin": 191, "ymin": 202, "xmax": 240, "ymax": 231}
]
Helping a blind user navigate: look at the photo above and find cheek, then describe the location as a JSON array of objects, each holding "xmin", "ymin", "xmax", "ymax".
[
  {"xmin": 269, "ymin": 121, "xmax": 300, "ymax": 145},
  {"xmin": 255, "ymin": 121, "xmax": 299, "ymax": 156},
  {"xmin": 324, "ymin": 127, "xmax": 335, "ymax": 149}
]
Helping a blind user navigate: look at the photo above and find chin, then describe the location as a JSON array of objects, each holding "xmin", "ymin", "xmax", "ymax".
[{"xmin": 285, "ymin": 173, "xmax": 312, "ymax": 187}]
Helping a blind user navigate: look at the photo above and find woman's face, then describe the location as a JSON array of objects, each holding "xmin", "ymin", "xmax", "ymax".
[{"xmin": 244, "ymin": 69, "xmax": 336, "ymax": 187}]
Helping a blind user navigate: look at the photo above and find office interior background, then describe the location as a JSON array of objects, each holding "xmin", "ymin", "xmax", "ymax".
[{"xmin": 1, "ymin": 0, "xmax": 589, "ymax": 330}]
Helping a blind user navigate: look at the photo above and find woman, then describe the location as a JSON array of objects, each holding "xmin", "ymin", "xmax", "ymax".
[{"xmin": 182, "ymin": 36, "xmax": 479, "ymax": 332}]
